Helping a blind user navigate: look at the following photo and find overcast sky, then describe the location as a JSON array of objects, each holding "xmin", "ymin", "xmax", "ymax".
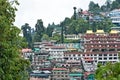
[{"xmin": 14, "ymin": 0, "xmax": 106, "ymax": 28}]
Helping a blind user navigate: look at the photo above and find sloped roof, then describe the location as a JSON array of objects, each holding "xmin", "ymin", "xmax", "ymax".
[
  {"xmin": 53, "ymin": 68, "xmax": 67, "ymax": 71},
  {"xmin": 110, "ymin": 30, "xmax": 118, "ymax": 34},
  {"xmin": 86, "ymin": 30, "xmax": 93, "ymax": 34},
  {"xmin": 96, "ymin": 30, "xmax": 104, "ymax": 33}
]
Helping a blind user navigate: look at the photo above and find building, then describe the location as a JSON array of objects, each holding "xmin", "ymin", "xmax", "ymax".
[
  {"xmin": 64, "ymin": 34, "xmax": 82, "ymax": 40},
  {"xmin": 82, "ymin": 30, "xmax": 120, "ymax": 66},
  {"xmin": 21, "ymin": 48, "xmax": 34, "ymax": 59},
  {"xmin": 107, "ymin": 9, "xmax": 120, "ymax": 26},
  {"xmin": 51, "ymin": 68, "xmax": 69, "ymax": 80},
  {"xmin": 30, "ymin": 70, "xmax": 51, "ymax": 80},
  {"xmin": 81, "ymin": 57, "xmax": 96, "ymax": 72},
  {"xmin": 48, "ymin": 46, "xmax": 67, "ymax": 62},
  {"xmin": 69, "ymin": 72, "xmax": 83, "ymax": 80},
  {"xmin": 56, "ymin": 43, "xmax": 81, "ymax": 51},
  {"xmin": 32, "ymin": 51, "xmax": 50, "ymax": 70}
]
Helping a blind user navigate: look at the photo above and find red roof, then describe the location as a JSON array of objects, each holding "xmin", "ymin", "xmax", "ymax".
[
  {"xmin": 22, "ymin": 48, "xmax": 32, "ymax": 53},
  {"xmin": 52, "ymin": 68, "xmax": 67, "ymax": 71},
  {"xmin": 64, "ymin": 52, "xmax": 81, "ymax": 54},
  {"xmin": 82, "ymin": 10, "xmax": 89, "ymax": 15},
  {"xmin": 84, "ymin": 57, "xmax": 93, "ymax": 61}
]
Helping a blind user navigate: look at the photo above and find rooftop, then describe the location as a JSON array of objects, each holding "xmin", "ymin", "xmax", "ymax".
[
  {"xmin": 52, "ymin": 68, "xmax": 68, "ymax": 71},
  {"xmin": 86, "ymin": 30, "xmax": 93, "ymax": 34},
  {"xmin": 96, "ymin": 30, "xmax": 104, "ymax": 33},
  {"xmin": 64, "ymin": 52, "xmax": 81, "ymax": 54}
]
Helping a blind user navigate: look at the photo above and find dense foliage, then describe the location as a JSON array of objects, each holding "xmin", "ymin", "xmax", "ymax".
[
  {"xmin": 20, "ymin": 0, "xmax": 117, "ymax": 43},
  {"xmin": 89, "ymin": 0, "xmax": 120, "ymax": 14},
  {"xmin": 21, "ymin": 23, "xmax": 32, "ymax": 48},
  {"xmin": 95, "ymin": 62, "xmax": 120, "ymax": 80},
  {"xmin": 0, "ymin": 0, "xmax": 29, "ymax": 80},
  {"xmin": 34, "ymin": 19, "xmax": 45, "ymax": 42}
]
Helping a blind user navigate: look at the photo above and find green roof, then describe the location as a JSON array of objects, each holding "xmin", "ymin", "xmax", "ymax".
[
  {"xmin": 34, "ymin": 48, "xmax": 40, "ymax": 52},
  {"xmin": 47, "ymin": 56, "xmax": 53, "ymax": 60},
  {"xmin": 69, "ymin": 73, "xmax": 82, "ymax": 77}
]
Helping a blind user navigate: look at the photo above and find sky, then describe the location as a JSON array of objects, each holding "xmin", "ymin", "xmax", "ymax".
[{"xmin": 14, "ymin": 0, "xmax": 106, "ymax": 28}]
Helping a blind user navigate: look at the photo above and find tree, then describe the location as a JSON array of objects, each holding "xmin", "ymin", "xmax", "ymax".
[
  {"xmin": 88, "ymin": 1, "xmax": 101, "ymax": 14},
  {"xmin": 46, "ymin": 23, "xmax": 54, "ymax": 37},
  {"xmin": 41, "ymin": 34, "xmax": 50, "ymax": 41},
  {"xmin": 0, "ymin": 0, "xmax": 29, "ymax": 80},
  {"xmin": 111, "ymin": 1, "xmax": 120, "ymax": 10},
  {"xmin": 95, "ymin": 62, "xmax": 120, "ymax": 80},
  {"xmin": 21, "ymin": 23, "xmax": 32, "ymax": 48},
  {"xmin": 34, "ymin": 19, "xmax": 45, "ymax": 42}
]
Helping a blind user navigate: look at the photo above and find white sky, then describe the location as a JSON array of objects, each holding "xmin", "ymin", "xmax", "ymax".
[{"xmin": 14, "ymin": 0, "xmax": 106, "ymax": 28}]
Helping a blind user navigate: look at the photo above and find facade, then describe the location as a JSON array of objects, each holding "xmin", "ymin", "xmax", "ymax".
[
  {"xmin": 30, "ymin": 70, "xmax": 51, "ymax": 80},
  {"xmin": 56, "ymin": 43, "xmax": 81, "ymax": 52},
  {"xmin": 107, "ymin": 9, "xmax": 120, "ymax": 26},
  {"xmin": 69, "ymin": 72, "xmax": 83, "ymax": 80},
  {"xmin": 48, "ymin": 46, "xmax": 67, "ymax": 62},
  {"xmin": 82, "ymin": 30, "xmax": 120, "ymax": 65},
  {"xmin": 81, "ymin": 57, "xmax": 96, "ymax": 72},
  {"xmin": 21, "ymin": 48, "xmax": 34, "ymax": 59},
  {"xmin": 51, "ymin": 68, "xmax": 69, "ymax": 80},
  {"xmin": 64, "ymin": 34, "xmax": 82, "ymax": 40},
  {"xmin": 32, "ymin": 51, "xmax": 50, "ymax": 70},
  {"xmin": 64, "ymin": 52, "xmax": 81, "ymax": 61}
]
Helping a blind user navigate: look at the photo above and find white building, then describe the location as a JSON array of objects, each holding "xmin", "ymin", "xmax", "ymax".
[{"xmin": 108, "ymin": 9, "xmax": 120, "ymax": 26}]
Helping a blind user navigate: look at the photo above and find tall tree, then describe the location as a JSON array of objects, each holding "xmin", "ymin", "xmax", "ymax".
[
  {"xmin": 34, "ymin": 19, "xmax": 45, "ymax": 42},
  {"xmin": 89, "ymin": 1, "xmax": 101, "ymax": 14},
  {"xmin": 21, "ymin": 23, "xmax": 32, "ymax": 48},
  {"xmin": 111, "ymin": 1, "xmax": 120, "ymax": 10},
  {"xmin": 46, "ymin": 23, "xmax": 54, "ymax": 37},
  {"xmin": 0, "ymin": 0, "xmax": 29, "ymax": 80}
]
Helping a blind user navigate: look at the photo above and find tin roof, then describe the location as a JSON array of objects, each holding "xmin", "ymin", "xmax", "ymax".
[
  {"xmin": 96, "ymin": 30, "xmax": 104, "ymax": 33},
  {"xmin": 86, "ymin": 30, "xmax": 93, "ymax": 34},
  {"xmin": 52, "ymin": 68, "xmax": 67, "ymax": 71},
  {"xmin": 110, "ymin": 30, "xmax": 118, "ymax": 34}
]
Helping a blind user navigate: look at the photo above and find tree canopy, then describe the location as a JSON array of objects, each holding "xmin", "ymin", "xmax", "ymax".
[
  {"xmin": 0, "ymin": 0, "xmax": 29, "ymax": 80},
  {"xmin": 95, "ymin": 62, "xmax": 120, "ymax": 80},
  {"xmin": 34, "ymin": 19, "xmax": 45, "ymax": 42}
]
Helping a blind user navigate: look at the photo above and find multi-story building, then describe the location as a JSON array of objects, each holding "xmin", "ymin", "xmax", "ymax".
[
  {"xmin": 64, "ymin": 34, "xmax": 82, "ymax": 40},
  {"xmin": 51, "ymin": 68, "xmax": 69, "ymax": 80},
  {"xmin": 82, "ymin": 30, "xmax": 120, "ymax": 66},
  {"xmin": 56, "ymin": 43, "xmax": 81, "ymax": 52},
  {"xmin": 48, "ymin": 46, "xmax": 67, "ymax": 62},
  {"xmin": 64, "ymin": 52, "xmax": 81, "ymax": 61},
  {"xmin": 21, "ymin": 48, "xmax": 34, "ymax": 59},
  {"xmin": 107, "ymin": 9, "xmax": 120, "ymax": 26},
  {"xmin": 32, "ymin": 51, "xmax": 50, "ymax": 70},
  {"xmin": 30, "ymin": 70, "xmax": 51, "ymax": 80}
]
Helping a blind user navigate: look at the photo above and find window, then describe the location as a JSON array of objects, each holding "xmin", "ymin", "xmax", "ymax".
[
  {"xmin": 114, "ymin": 57, "xmax": 117, "ymax": 59},
  {"xmin": 109, "ymin": 57, "xmax": 112, "ymax": 60},
  {"xmin": 109, "ymin": 54, "xmax": 112, "ymax": 56},
  {"xmin": 94, "ymin": 54, "xmax": 97, "ymax": 56},
  {"xmin": 99, "ymin": 54, "xmax": 102, "ymax": 56},
  {"xmin": 104, "ymin": 54, "xmax": 107, "ymax": 56},
  {"xmin": 73, "ymin": 54, "xmax": 75, "ymax": 56},
  {"xmin": 104, "ymin": 57, "xmax": 107, "ymax": 60},
  {"xmin": 99, "ymin": 58, "xmax": 102, "ymax": 60},
  {"xmin": 114, "ymin": 54, "xmax": 117, "ymax": 56}
]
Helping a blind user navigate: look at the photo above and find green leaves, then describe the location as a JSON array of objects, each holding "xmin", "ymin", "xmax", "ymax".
[
  {"xmin": 0, "ymin": 0, "xmax": 29, "ymax": 80},
  {"xmin": 95, "ymin": 62, "xmax": 120, "ymax": 80}
]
